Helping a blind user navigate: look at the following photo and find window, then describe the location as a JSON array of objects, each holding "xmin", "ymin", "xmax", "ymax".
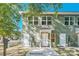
[
  {"xmin": 64, "ymin": 17, "xmax": 69, "ymax": 25},
  {"xmin": 28, "ymin": 17, "xmax": 33, "ymax": 24},
  {"xmin": 77, "ymin": 17, "xmax": 79, "ymax": 25},
  {"xmin": 47, "ymin": 16, "xmax": 52, "ymax": 25},
  {"xmin": 42, "ymin": 16, "xmax": 46, "ymax": 20},
  {"xmin": 42, "ymin": 16, "xmax": 52, "ymax": 25},
  {"xmin": 64, "ymin": 16, "xmax": 74, "ymax": 25},
  {"xmin": 70, "ymin": 17, "xmax": 73, "ymax": 25},
  {"xmin": 42, "ymin": 16, "xmax": 46, "ymax": 25},
  {"xmin": 34, "ymin": 16, "xmax": 38, "ymax": 25}
]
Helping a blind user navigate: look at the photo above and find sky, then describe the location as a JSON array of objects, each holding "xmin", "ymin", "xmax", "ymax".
[
  {"xmin": 18, "ymin": 3, "xmax": 79, "ymax": 31},
  {"xmin": 50, "ymin": 3, "xmax": 79, "ymax": 12}
]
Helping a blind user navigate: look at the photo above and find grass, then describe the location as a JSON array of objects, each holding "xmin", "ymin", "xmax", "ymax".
[
  {"xmin": 0, "ymin": 44, "xmax": 30, "ymax": 56},
  {"xmin": 53, "ymin": 47, "xmax": 79, "ymax": 56}
]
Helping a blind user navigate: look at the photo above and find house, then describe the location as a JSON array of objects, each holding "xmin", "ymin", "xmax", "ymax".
[{"xmin": 20, "ymin": 12, "xmax": 79, "ymax": 48}]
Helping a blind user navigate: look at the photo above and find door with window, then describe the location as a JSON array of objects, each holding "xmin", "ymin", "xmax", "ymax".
[{"xmin": 51, "ymin": 32, "xmax": 56, "ymax": 47}]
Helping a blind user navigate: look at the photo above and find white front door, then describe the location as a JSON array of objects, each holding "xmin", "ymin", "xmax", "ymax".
[
  {"xmin": 41, "ymin": 32, "xmax": 49, "ymax": 47},
  {"xmin": 59, "ymin": 33, "xmax": 66, "ymax": 47}
]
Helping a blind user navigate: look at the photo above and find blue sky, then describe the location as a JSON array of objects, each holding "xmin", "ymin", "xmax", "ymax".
[
  {"xmin": 19, "ymin": 3, "xmax": 79, "ymax": 31},
  {"xmin": 50, "ymin": 3, "xmax": 79, "ymax": 12}
]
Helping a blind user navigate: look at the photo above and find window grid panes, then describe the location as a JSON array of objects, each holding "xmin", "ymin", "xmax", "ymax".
[
  {"xmin": 34, "ymin": 16, "xmax": 38, "ymax": 25},
  {"xmin": 64, "ymin": 16, "xmax": 74, "ymax": 25},
  {"xmin": 42, "ymin": 20, "xmax": 46, "ymax": 25},
  {"xmin": 64, "ymin": 17, "xmax": 69, "ymax": 25},
  {"xmin": 47, "ymin": 16, "xmax": 52, "ymax": 25},
  {"xmin": 42, "ymin": 16, "xmax": 46, "ymax": 20},
  {"xmin": 70, "ymin": 17, "xmax": 74, "ymax": 25},
  {"xmin": 42, "ymin": 16, "xmax": 46, "ymax": 25},
  {"xmin": 77, "ymin": 17, "xmax": 79, "ymax": 25},
  {"xmin": 28, "ymin": 17, "xmax": 33, "ymax": 24}
]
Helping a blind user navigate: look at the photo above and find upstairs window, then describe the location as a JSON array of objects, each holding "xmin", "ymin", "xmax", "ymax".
[
  {"xmin": 70, "ymin": 17, "xmax": 74, "ymax": 25},
  {"xmin": 77, "ymin": 17, "xmax": 79, "ymax": 25},
  {"xmin": 47, "ymin": 16, "xmax": 52, "ymax": 25},
  {"xmin": 34, "ymin": 16, "xmax": 38, "ymax": 25},
  {"xmin": 28, "ymin": 17, "xmax": 33, "ymax": 24},
  {"xmin": 64, "ymin": 17, "xmax": 69, "ymax": 25},
  {"xmin": 42, "ymin": 16, "xmax": 52, "ymax": 25},
  {"xmin": 64, "ymin": 16, "xmax": 74, "ymax": 25},
  {"xmin": 42, "ymin": 16, "xmax": 46, "ymax": 25}
]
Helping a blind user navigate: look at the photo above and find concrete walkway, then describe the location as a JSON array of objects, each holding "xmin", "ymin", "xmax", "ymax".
[{"xmin": 26, "ymin": 48, "xmax": 59, "ymax": 56}]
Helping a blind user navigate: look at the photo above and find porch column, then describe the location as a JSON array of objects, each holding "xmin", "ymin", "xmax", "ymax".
[
  {"xmin": 77, "ymin": 34, "xmax": 79, "ymax": 47},
  {"xmin": 39, "ymin": 31, "xmax": 41, "ymax": 48},
  {"xmin": 50, "ymin": 31, "xmax": 51, "ymax": 48}
]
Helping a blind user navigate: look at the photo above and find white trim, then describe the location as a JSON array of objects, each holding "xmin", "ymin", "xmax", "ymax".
[
  {"xmin": 19, "ymin": 11, "xmax": 79, "ymax": 15},
  {"xmin": 39, "ymin": 16, "xmax": 42, "ymax": 26},
  {"xmin": 40, "ymin": 29, "xmax": 51, "ymax": 33},
  {"xmin": 46, "ymin": 16, "xmax": 47, "ymax": 25},
  {"xmin": 33, "ymin": 16, "xmax": 34, "ymax": 25},
  {"xmin": 74, "ymin": 16, "xmax": 76, "ymax": 25}
]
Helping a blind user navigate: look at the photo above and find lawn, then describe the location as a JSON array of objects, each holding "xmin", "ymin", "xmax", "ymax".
[
  {"xmin": 0, "ymin": 44, "xmax": 29, "ymax": 56},
  {"xmin": 54, "ymin": 47, "xmax": 79, "ymax": 56}
]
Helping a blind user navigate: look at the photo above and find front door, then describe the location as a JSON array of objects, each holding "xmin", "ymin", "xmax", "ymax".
[
  {"xmin": 51, "ymin": 32, "xmax": 56, "ymax": 47},
  {"xmin": 41, "ymin": 32, "xmax": 49, "ymax": 47}
]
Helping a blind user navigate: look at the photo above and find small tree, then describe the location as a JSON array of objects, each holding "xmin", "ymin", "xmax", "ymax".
[{"xmin": 0, "ymin": 4, "xmax": 21, "ymax": 56}]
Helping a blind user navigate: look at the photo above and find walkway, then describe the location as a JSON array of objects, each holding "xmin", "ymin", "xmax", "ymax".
[{"xmin": 26, "ymin": 48, "xmax": 59, "ymax": 56}]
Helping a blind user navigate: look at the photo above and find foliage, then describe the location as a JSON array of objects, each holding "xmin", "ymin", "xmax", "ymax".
[{"xmin": 0, "ymin": 3, "xmax": 21, "ymax": 37}]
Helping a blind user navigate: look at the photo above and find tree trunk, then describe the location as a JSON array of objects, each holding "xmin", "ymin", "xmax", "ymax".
[{"xmin": 3, "ymin": 37, "xmax": 8, "ymax": 56}]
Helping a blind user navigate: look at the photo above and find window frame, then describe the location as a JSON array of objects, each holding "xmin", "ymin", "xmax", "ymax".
[
  {"xmin": 41, "ymin": 16, "xmax": 52, "ymax": 25},
  {"xmin": 33, "ymin": 16, "xmax": 39, "ymax": 25},
  {"xmin": 76, "ymin": 16, "xmax": 79, "ymax": 26},
  {"xmin": 47, "ymin": 16, "xmax": 52, "ymax": 25},
  {"xmin": 41, "ymin": 16, "xmax": 47, "ymax": 25},
  {"xmin": 28, "ymin": 16, "xmax": 33, "ymax": 25},
  {"xmin": 64, "ymin": 16, "xmax": 75, "ymax": 26}
]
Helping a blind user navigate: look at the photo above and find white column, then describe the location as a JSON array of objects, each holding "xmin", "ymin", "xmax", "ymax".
[
  {"xmin": 77, "ymin": 34, "xmax": 79, "ymax": 47},
  {"xmin": 39, "ymin": 16, "xmax": 42, "ymax": 26},
  {"xmin": 33, "ymin": 16, "xmax": 34, "ymax": 25},
  {"xmin": 74, "ymin": 16, "xmax": 75, "ymax": 25},
  {"xmin": 50, "ymin": 31, "xmax": 51, "ymax": 48},
  {"xmin": 39, "ymin": 31, "xmax": 41, "ymax": 48},
  {"xmin": 26, "ymin": 17, "xmax": 28, "ymax": 30},
  {"xmin": 46, "ymin": 16, "xmax": 47, "ymax": 25}
]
